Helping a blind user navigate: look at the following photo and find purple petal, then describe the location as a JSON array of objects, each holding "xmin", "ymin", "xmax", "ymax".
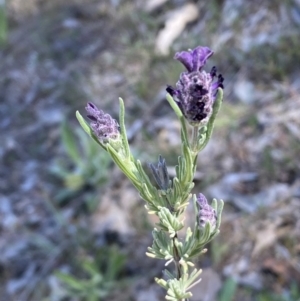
[
  {"xmin": 210, "ymin": 66, "xmax": 217, "ymax": 77},
  {"xmin": 174, "ymin": 51, "xmax": 194, "ymax": 72},
  {"xmin": 174, "ymin": 46, "xmax": 214, "ymax": 72},
  {"xmin": 212, "ymin": 82, "xmax": 219, "ymax": 91},
  {"xmin": 196, "ymin": 193, "xmax": 208, "ymax": 207},
  {"xmin": 86, "ymin": 102, "xmax": 99, "ymax": 116},
  {"xmin": 87, "ymin": 102, "xmax": 97, "ymax": 109},
  {"xmin": 218, "ymin": 74, "xmax": 224, "ymax": 85},
  {"xmin": 191, "ymin": 46, "xmax": 214, "ymax": 71},
  {"xmin": 212, "ymin": 74, "xmax": 224, "ymax": 95}
]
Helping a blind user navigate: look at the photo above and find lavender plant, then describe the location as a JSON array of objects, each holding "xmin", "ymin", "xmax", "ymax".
[{"xmin": 76, "ymin": 46, "xmax": 224, "ymax": 300}]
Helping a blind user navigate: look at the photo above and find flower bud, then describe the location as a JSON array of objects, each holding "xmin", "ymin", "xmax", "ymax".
[
  {"xmin": 166, "ymin": 46, "xmax": 224, "ymax": 126},
  {"xmin": 148, "ymin": 155, "xmax": 170, "ymax": 191},
  {"xmin": 196, "ymin": 193, "xmax": 217, "ymax": 230},
  {"xmin": 85, "ymin": 102, "xmax": 120, "ymax": 143}
]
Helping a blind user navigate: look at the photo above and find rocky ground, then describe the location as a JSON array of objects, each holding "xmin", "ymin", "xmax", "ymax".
[{"xmin": 0, "ymin": 0, "xmax": 300, "ymax": 300}]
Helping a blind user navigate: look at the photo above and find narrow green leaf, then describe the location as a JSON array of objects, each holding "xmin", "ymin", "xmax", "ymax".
[
  {"xmin": 105, "ymin": 247, "xmax": 126, "ymax": 281},
  {"xmin": 56, "ymin": 272, "xmax": 84, "ymax": 291},
  {"xmin": 0, "ymin": 3, "xmax": 7, "ymax": 45},
  {"xmin": 119, "ymin": 98, "xmax": 130, "ymax": 158},
  {"xmin": 216, "ymin": 199, "xmax": 224, "ymax": 229},
  {"xmin": 178, "ymin": 156, "xmax": 186, "ymax": 182},
  {"xmin": 106, "ymin": 145, "xmax": 141, "ymax": 189},
  {"xmin": 218, "ymin": 278, "xmax": 237, "ymax": 301},
  {"xmin": 182, "ymin": 143, "xmax": 193, "ymax": 182},
  {"xmin": 82, "ymin": 260, "xmax": 98, "ymax": 276},
  {"xmin": 76, "ymin": 111, "xmax": 106, "ymax": 150},
  {"xmin": 136, "ymin": 160, "xmax": 155, "ymax": 190},
  {"xmin": 180, "ymin": 118, "xmax": 189, "ymax": 147},
  {"xmin": 166, "ymin": 93, "xmax": 182, "ymax": 118},
  {"xmin": 140, "ymin": 183, "xmax": 155, "ymax": 203},
  {"xmin": 166, "ymin": 93, "xmax": 190, "ymax": 146}
]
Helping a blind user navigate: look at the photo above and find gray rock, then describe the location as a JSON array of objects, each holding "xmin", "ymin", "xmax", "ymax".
[
  {"xmin": 207, "ymin": 173, "xmax": 291, "ymax": 213},
  {"xmin": 190, "ymin": 268, "xmax": 222, "ymax": 301}
]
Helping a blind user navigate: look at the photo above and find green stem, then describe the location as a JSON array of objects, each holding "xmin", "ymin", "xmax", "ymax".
[
  {"xmin": 172, "ymin": 234, "xmax": 182, "ymax": 279},
  {"xmin": 166, "ymin": 93, "xmax": 183, "ymax": 119},
  {"xmin": 172, "ymin": 234, "xmax": 187, "ymax": 301},
  {"xmin": 191, "ymin": 126, "xmax": 199, "ymax": 152},
  {"xmin": 180, "ymin": 117, "xmax": 190, "ymax": 148}
]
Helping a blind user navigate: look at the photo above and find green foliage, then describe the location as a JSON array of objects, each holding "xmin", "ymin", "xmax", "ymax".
[
  {"xmin": 262, "ymin": 146, "xmax": 275, "ymax": 180},
  {"xmin": 0, "ymin": 1, "xmax": 7, "ymax": 46},
  {"xmin": 56, "ymin": 246, "xmax": 126, "ymax": 301},
  {"xmin": 218, "ymin": 278, "xmax": 237, "ymax": 301},
  {"xmin": 257, "ymin": 283, "xmax": 300, "ymax": 301},
  {"xmin": 156, "ymin": 267, "xmax": 202, "ymax": 301},
  {"xmin": 51, "ymin": 121, "xmax": 110, "ymax": 209},
  {"xmin": 217, "ymin": 281, "xmax": 300, "ymax": 301},
  {"xmin": 248, "ymin": 35, "xmax": 300, "ymax": 81},
  {"xmin": 210, "ymin": 237, "xmax": 230, "ymax": 265}
]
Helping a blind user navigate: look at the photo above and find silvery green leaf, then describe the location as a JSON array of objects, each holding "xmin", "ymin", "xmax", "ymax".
[
  {"xmin": 211, "ymin": 198, "xmax": 218, "ymax": 211},
  {"xmin": 165, "ymin": 93, "xmax": 190, "ymax": 147},
  {"xmin": 155, "ymin": 278, "xmax": 169, "ymax": 289},
  {"xmin": 185, "ymin": 268, "xmax": 203, "ymax": 289},
  {"xmin": 163, "ymin": 269, "xmax": 176, "ymax": 280},
  {"xmin": 106, "ymin": 145, "xmax": 141, "ymax": 190},
  {"xmin": 118, "ymin": 98, "xmax": 130, "ymax": 159},
  {"xmin": 157, "ymin": 207, "xmax": 184, "ymax": 237},
  {"xmin": 137, "ymin": 182, "xmax": 166, "ymax": 210},
  {"xmin": 201, "ymin": 222, "xmax": 212, "ymax": 242},
  {"xmin": 216, "ymin": 199, "xmax": 224, "ymax": 229},
  {"xmin": 177, "ymin": 156, "xmax": 187, "ymax": 182},
  {"xmin": 180, "ymin": 227, "xmax": 195, "ymax": 255},
  {"xmin": 173, "ymin": 199, "xmax": 191, "ymax": 213},
  {"xmin": 167, "ymin": 177, "xmax": 181, "ymax": 207},
  {"xmin": 147, "ymin": 229, "xmax": 173, "ymax": 260},
  {"xmin": 160, "ymin": 277, "xmax": 194, "ymax": 300},
  {"xmin": 182, "ymin": 143, "xmax": 193, "ymax": 177},
  {"xmin": 139, "ymin": 183, "xmax": 155, "ymax": 203},
  {"xmin": 145, "ymin": 202, "xmax": 161, "ymax": 214},
  {"xmin": 186, "ymin": 223, "xmax": 210, "ymax": 258},
  {"xmin": 135, "ymin": 160, "xmax": 157, "ymax": 193}
]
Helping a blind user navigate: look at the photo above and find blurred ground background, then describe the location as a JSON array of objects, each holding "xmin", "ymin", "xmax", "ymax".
[{"xmin": 0, "ymin": 0, "xmax": 300, "ymax": 300}]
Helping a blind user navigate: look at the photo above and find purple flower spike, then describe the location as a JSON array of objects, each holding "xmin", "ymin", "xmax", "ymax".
[
  {"xmin": 85, "ymin": 102, "xmax": 120, "ymax": 143},
  {"xmin": 196, "ymin": 193, "xmax": 217, "ymax": 229},
  {"xmin": 175, "ymin": 46, "xmax": 214, "ymax": 72},
  {"xmin": 167, "ymin": 46, "xmax": 224, "ymax": 126}
]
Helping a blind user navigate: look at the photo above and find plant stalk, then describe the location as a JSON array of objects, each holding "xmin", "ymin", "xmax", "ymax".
[
  {"xmin": 173, "ymin": 234, "xmax": 187, "ymax": 301},
  {"xmin": 191, "ymin": 126, "xmax": 199, "ymax": 152}
]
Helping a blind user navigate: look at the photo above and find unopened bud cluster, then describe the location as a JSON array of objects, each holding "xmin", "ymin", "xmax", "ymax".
[
  {"xmin": 196, "ymin": 193, "xmax": 217, "ymax": 229},
  {"xmin": 86, "ymin": 102, "xmax": 120, "ymax": 143}
]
